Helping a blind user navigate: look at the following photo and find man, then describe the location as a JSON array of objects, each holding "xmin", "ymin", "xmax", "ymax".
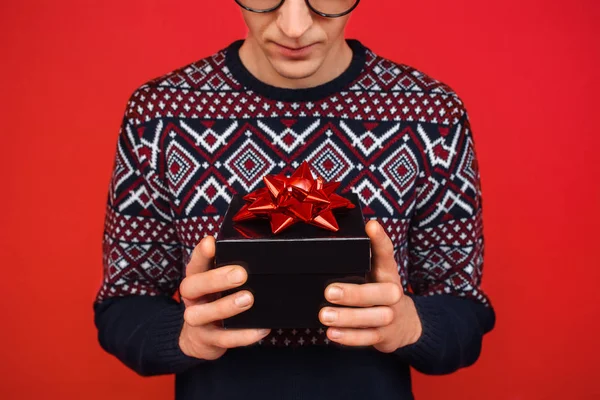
[{"xmin": 94, "ymin": 0, "xmax": 496, "ymax": 398}]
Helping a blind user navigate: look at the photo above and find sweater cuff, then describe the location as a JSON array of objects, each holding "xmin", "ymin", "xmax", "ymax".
[
  {"xmin": 144, "ymin": 302, "xmax": 205, "ymax": 374},
  {"xmin": 393, "ymin": 294, "xmax": 448, "ymax": 368}
]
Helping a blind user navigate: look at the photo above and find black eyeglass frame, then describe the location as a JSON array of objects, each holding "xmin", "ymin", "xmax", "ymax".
[{"xmin": 234, "ymin": 0, "xmax": 360, "ymax": 18}]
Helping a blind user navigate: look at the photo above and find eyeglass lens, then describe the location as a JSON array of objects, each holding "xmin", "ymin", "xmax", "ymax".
[{"xmin": 237, "ymin": 0, "xmax": 358, "ymax": 16}]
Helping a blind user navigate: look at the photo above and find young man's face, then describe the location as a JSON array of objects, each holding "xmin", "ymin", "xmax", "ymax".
[{"xmin": 239, "ymin": 0, "xmax": 352, "ymax": 82}]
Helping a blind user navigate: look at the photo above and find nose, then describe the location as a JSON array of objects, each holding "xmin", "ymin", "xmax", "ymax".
[{"xmin": 276, "ymin": 0, "xmax": 313, "ymax": 39}]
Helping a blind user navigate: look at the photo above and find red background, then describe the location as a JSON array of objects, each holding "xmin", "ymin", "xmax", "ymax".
[{"xmin": 1, "ymin": 0, "xmax": 599, "ymax": 399}]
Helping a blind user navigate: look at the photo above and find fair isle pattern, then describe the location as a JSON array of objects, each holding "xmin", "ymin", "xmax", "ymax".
[
  {"xmin": 126, "ymin": 47, "xmax": 462, "ymax": 125},
  {"xmin": 97, "ymin": 42, "xmax": 489, "ymax": 348},
  {"xmin": 126, "ymin": 87, "xmax": 464, "ymax": 125}
]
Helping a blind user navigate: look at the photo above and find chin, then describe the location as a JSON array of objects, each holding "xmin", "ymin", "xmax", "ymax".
[{"xmin": 270, "ymin": 58, "xmax": 323, "ymax": 82}]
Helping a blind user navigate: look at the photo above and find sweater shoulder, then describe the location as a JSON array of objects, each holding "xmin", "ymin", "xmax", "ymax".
[
  {"xmin": 359, "ymin": 47, "xmax": 468, "ymax": 123},
  {"xmin": 362, "ymin": 46, "xmax": 461, "ymax": 97},
  {"xmin": 122, "ymin": 45, "xmax": 232, "ymax": 125}
]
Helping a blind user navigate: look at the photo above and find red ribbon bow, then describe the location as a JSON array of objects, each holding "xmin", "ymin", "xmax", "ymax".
[{"xmin": 232, "ymin": 161, "xmax": 355, "ymax": 234}]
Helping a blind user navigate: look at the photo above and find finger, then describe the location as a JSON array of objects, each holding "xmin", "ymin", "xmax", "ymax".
[
  {"xmin": 180, "ymin": 264, "xmax": 248, "ymax": 300},
  {"xmin": 319, "ymin": 306, "xmax": 394, "ymax": 328},
  {"xmin": 326, "ymin": 327, "xmax": 384, "ymax": 347},
  {"xmin": 366, "ymin": 220, "xmax": 398, "ymax": 282},
  {"xmin": 183, "ymin": 290, "xmax": 255, "ymax": 327},
  {"xmin": 324, "ymin": 282, "xmax": 402, "ymax": 307},
  {"xmin": 204, "ymin": 325, "xmax": 271, "ymax": 349},
  {"xmin": 186, "ymin": 236, "xmax": 216, "ymax": 276}
]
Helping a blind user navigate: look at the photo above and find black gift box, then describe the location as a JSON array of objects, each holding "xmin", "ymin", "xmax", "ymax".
[{"xmin": 214, "ymin": 192, "xmax": 371, "ymax": 329}]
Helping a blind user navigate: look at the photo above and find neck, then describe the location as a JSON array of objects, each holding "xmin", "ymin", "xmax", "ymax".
[
  {"xmin": 238, "ymin": 36, "xmax": 353, "ymax": 89},
  {"xmin": 225, "ymin": 38, "xmax": 367, "ymax": 102}
]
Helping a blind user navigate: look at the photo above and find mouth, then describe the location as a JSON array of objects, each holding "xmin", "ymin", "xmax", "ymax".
[{"xmin": 274, "ymin": 42, "xmax": 317, "ymax": 59}]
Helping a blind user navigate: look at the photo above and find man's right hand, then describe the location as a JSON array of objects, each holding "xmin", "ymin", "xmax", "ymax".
[{"xmin": 178, "ymin": 235, "xmax": 270, "ymax": 360}]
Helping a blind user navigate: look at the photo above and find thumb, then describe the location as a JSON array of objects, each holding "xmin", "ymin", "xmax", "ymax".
[
  {"xmin": 186, "ymin": 235, "xmax": 216, "ymax": 276},
  {"xmin": 366, "ymin": 220, "xmax": 399, "ymax": 283}
]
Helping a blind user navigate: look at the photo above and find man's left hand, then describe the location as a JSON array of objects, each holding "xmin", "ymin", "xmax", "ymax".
[{"xmin": 319, "ymin": 220, "xmax": 422, "ymax": 353}]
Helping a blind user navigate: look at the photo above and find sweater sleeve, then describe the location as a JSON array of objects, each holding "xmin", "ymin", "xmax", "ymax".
[
  {"xmin": 394, "ymin": 101, "xmax": 495, "ymax": 374},
  {"xmin": 93, "ymin": 91, "xmax": 204, "ymax": 376}
]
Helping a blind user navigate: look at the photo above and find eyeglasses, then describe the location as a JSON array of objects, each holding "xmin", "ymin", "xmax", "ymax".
[{"xmin": 234, "ymin": 0, "xmax": 360, "ymax": 18}]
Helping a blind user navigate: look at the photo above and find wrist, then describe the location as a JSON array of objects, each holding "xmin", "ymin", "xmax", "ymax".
[
  {"xmin": 389, "ymin": 295, "xmax": 422, "ymax": 352},
  {"xmin": 178, "ymin": 323, "xmax": 194, "ymax": 357},
  {"xmin": 403, "ymin": 295, "xmax": 422, "ymax": 346}
]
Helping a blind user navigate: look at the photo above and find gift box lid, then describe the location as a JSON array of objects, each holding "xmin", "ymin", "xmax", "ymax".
[{"xmin": 215, "ymin": 192, "xmax": 371, "ymax": 275}]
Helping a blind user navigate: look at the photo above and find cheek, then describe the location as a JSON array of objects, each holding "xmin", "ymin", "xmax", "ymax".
[
  {"xmin": 316, "ymin": 16, "xmax": 350, "ymax": 40},
  {"xmin": 241, "ymin": 11, "xmax": 273, "ymax": 38}
]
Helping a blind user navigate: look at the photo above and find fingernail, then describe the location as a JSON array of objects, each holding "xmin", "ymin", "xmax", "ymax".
[
  {"xmin": 322, "ymin": 309, "xmax": 337, "ymax": 323},
  {"xmin": 329, "ymin": 329, "xmax": 342, "ymax": 339},
  {"xmin": 235, "ymin": 293, "xmax": 252, "ymax": 307},
  {"xmin": 228, "ymin": 267, "xmax": 245, "ymax": 284},
  {"xmin": 258, "ymin": 329, "xmax": 270, "ymax": 336},
  {"xmin": 327, "ymin": 286, "xmax": 343, "ymax": 300}
]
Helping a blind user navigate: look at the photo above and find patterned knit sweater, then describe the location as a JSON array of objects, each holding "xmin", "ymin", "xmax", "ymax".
[{"xmin": 94, "ymin": 39, "xmax": 495, "ymax": 400}]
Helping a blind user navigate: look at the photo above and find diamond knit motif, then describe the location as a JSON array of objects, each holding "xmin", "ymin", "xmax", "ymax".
[{"xmin": 97, "ymin": 40, "xmax": 489, "ymax": 348}]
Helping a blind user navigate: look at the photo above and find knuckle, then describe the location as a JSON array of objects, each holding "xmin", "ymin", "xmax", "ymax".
[
  {"xmin": 183, "ymin": 307, "xmax": 197, "ymax": 326},
  {"xmin": 215, "ymin": 336, "xmax": 233, "ymax": 349},
  {"xmin": 381, "ymin": 307, "xmax": 394, "ymax": 325},
  {"xmin": 202, "ymin": 349, "xmax": 223, "ymax": 361},
  {"xmin": 179, "ymin": 278, "xmax": 193, "ymax": 298},
  {"xmin": 377, "ymin": 342, "xmax": 396, "ymax": 353},
  {"xmin": 179, "ymin": 279, "xmax": 188, "ymax": 297},
  {"xmin": 390, "ymin": 283, "xmax": 402, "ymax": 303},
  {"xmin": 373, "ymin": 328, "xmax": 385, "ymax": 344}
]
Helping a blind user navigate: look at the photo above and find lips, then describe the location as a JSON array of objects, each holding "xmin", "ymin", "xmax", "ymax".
[
  {"xmin": 278, "ymin": 44, "xmax": 311, "ymax": 51},
  {"xmin": 274, "ymin": 42, "xmax": 316, "ymax": 58}
]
